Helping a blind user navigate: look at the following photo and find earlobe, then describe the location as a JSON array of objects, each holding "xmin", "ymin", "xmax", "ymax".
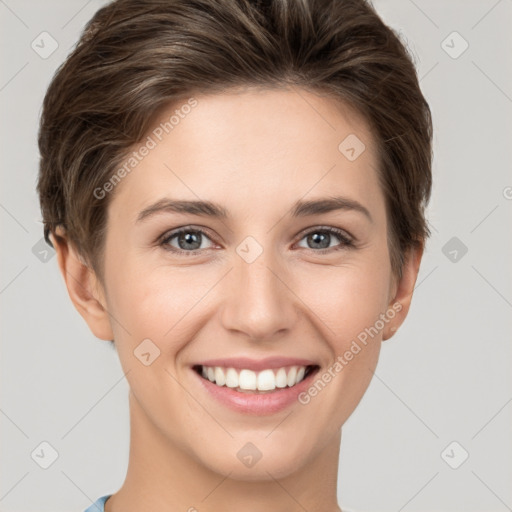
[
  {"xmin": 50, "ymin": 227, "xmax": 114, "ymax": 341},
  {"xmin": 382, "ymin": 242, "xmax": 424, "ymax": 341}
]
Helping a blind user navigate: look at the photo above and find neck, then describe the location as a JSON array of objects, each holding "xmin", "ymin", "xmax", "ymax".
[{"xmin": 105, "ymin": 392, "xmax": 343, "ymax": 512}]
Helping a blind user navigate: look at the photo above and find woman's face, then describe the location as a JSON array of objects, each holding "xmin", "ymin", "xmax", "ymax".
[{"xmin": 80, "ymin": 87, "xmax": 417, "ymax": 480}]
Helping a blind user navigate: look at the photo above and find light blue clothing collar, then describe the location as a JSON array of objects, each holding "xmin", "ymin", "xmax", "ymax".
[
  {"xmin": 84, "ymin": 495, "xmax": 112, "ymax": 512},
  {"xmin": 83, "ymin": 494, "xmax": 357, "ymax": 512}
]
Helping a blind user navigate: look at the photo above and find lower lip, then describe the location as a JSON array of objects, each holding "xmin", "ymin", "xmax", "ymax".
[{"xmin": 191, "ymin": 367, "xmax": 319, "ymax": 415}]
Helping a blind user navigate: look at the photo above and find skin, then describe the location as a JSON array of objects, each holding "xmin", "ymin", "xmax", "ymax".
[{"xmin": 52, "ymin": 87, "xmax": 423, "ymax": 512}]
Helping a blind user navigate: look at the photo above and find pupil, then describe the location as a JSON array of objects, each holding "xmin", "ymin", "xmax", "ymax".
[
  {"xmin": 179, "ymin": 231, "xmax": 201, "ymax": 250},
  {"xmin": 309, "ymin": 232, "xmax": 329, "ymax": 249}
]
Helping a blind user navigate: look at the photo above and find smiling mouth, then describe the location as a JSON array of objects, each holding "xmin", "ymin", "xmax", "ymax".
[{"xmin": 192, "ymin": 364, "xmax": 320, "ymax": 394}]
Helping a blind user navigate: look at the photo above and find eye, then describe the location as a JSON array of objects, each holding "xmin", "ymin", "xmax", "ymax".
[
  {"xmin": 296, "ymin": 226, "xmax": 354, "ymax": 253},
  {"xmin": 159, "ymin": 227, "xmax": 215, "ymax": 255},
  {"xmin": 158, "ymin": 225, "xmax": 354, "ymax": 256}
]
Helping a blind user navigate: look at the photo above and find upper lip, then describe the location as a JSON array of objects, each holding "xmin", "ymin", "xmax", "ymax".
[{"xmin": 192, "ymin": 356, "xmax": 319, "ymax": 372}]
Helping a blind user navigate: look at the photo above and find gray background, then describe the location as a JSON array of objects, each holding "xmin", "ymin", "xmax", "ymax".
[{"xmin": 1, "ymin": 1, "xmax": 511, "ymax": 511}]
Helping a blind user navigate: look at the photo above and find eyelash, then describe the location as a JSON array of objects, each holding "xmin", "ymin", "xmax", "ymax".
[{"xmin": 158, "ymin": 225, "xmax": 355, "ymax": 256}]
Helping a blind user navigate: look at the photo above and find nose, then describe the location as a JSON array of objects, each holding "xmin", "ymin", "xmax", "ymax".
[{"xmin": 219, "ymin": 247, "xmax": 299, "ymax": 342}]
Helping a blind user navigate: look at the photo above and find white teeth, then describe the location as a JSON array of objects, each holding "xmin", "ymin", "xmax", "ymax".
[
  {"xmin": 287, "ymin": 366, "xmax": 297, "ymax": 387},
  {"xmin": 275, "ymin": 368, "xmax": 288, "ymax": 388},
  {"xmin": 214, "ymin": 367, "xmax": 226, "ymax": 386},
  {"xmin": 198, "ymin": 364, "xmax": 312, "ymax": 392},
  {"xmin": 239, "ymin": 369, "xmax": 257, "ymax": 390},
  {"xmin": 257, "ymin": 369, "xmax": 276, "ymax": 391},
  {"xmin": 225, "ymin": 368, "xmax": 238, "ymax": 388}
]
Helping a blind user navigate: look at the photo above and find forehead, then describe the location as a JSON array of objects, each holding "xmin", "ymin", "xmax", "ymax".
[{"xmin": 108, "ymin": 87, "xmax": 383, "ymax": 223}]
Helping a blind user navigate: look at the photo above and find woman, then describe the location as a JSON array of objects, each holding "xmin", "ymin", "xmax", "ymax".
[{"xmin": 36, "ymin": 0, "xmax": 433, "ymax": 510}]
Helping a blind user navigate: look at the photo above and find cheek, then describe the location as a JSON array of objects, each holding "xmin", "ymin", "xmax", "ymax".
[
  {"xmin": 290, "ymin": 250, "xmax": 391, "ymax": 413},
  {"xmin": 294, "ymin": 265, "xmax": 388, "ymax": 430},
  {"xmin": 294, "ymin": 257, "xmax": 392, "ymax": 346},
  {"xmin": 105, "ymin": 256, "xmax": 215, "ymax": 356},
  {"xmin": 103, "ymin": 263, "xmax": 203, "ymax": 426}
]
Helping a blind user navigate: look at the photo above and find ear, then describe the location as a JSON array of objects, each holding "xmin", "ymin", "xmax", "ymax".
[
  {"xmin": 382, "ymin": 242, "xmax": 424, "ymax": 341},
  {"xmin": 50, "ymin": 227, "xmax": 114, "ymax": 341}
]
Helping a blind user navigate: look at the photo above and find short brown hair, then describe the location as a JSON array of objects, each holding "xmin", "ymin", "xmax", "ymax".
[{"xmin": 37, "ymin": 0, "xmax": 433, "ymax": 283}]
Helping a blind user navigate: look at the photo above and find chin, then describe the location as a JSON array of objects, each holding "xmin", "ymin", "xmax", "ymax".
[{"xmin": 193, "ymin": 437, "xmax": 314, "ymax": 482}]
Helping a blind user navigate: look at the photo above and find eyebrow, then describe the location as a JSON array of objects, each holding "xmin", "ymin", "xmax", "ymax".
[{"xmin": 136, "ymin": 195, "xmax": 372, "ymax": 223}]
